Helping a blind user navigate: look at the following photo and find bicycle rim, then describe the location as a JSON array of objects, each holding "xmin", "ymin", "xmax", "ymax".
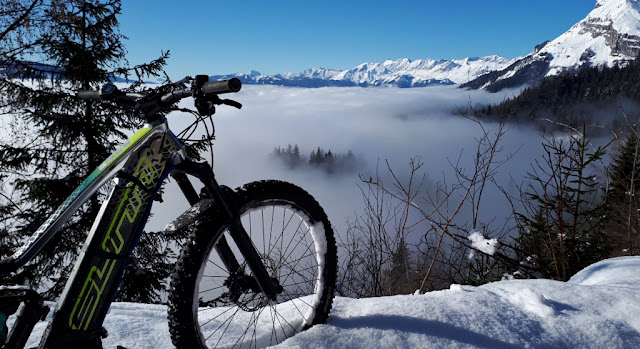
[{"xmin": 193, "ymin": 202, "xmax": 328, "ymax": 348}]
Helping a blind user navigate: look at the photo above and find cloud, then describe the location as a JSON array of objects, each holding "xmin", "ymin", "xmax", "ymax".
[{"xmin": 149, "ymin": 85, "xmax": 542, "ymax": 240}]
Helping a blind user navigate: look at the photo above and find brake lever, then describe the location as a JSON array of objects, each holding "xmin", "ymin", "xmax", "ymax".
[{"xmin": 220, "ymin": 99, "xmax": 242, "ymax": 109}]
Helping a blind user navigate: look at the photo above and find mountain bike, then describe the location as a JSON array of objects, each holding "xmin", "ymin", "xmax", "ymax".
[{"xmin": 0, "ymin": 75, "xmax": 337, "ymax": 349}]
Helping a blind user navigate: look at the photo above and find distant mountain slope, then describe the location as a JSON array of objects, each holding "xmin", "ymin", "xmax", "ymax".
[
  {"xmin": 463, "ymin": 0, "xmax": 640, "ymax": 92},
  {"xmin": 210, "ymin": 56, "xmax": 516, "ymax": 88},
  {"xmin": 482, "ymin": 59, "xmax": 640, "ymax": 126}
]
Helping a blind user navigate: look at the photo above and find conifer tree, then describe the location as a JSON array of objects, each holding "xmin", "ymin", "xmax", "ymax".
[
  {"xmin": 0, "ymin": 0, "xmax": 45, "ymax": 71},
  {"xmin": 310, "ymin": 147, "xmax": 324, "ymax": 166},
  {"xmin": 293, "ymin": 144, "xmax": 301, "ymax": 163},
  {"xmin": 605, "ymin": 131, "xmax": 640, "ymax": 255},
  {"xmin": 0, "ymin": 0, "xmax": 168, "ymax": 299},
  {"xmin": 515, "ymin": 127, "xmax": 611, "ymax": 280},
  {"xmin": 608, "ymin": 132, "xmax": 640, "ymax": 203},
  {"xmin": 384, "ymin": 238, "xmax": 413, "ymax": 294}
]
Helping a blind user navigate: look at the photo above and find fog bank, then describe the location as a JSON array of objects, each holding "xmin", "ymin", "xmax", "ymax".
[{"xmin": 149, "ymin": 85, "xmax": 544, "ymax": 240}]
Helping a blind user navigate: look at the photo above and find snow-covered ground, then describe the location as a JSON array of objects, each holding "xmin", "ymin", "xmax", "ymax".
[{"xmin": 14, "ymin": 256, "xmax": 640, "ymax": 348}]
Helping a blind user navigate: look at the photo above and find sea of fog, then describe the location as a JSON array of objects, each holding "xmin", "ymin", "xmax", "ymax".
[{"xmin": 148, "ymin": 84, "xmax": 546, "ymax": 242}]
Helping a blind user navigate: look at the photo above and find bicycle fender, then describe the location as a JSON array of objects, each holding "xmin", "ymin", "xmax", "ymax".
[{"xmin": 161, "ymin": 199, "xmax": 216, "ymax": 237}]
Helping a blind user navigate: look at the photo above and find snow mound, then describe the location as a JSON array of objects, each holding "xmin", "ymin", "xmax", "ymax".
[
  {"xmin": 501, "ymin": 288, "xmax": 557, "ymax": 318},
  {"xmin": 276, "ymin": 257, "xmax": 640, "ymax": 348},
  {"xmin": 568, "ymin": 256, "xmax": 640, "ymax": 286}
]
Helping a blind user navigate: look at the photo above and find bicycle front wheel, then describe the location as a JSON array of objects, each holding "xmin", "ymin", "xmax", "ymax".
[{"xmin": 168, "ymin": 180, "xmax": 337, "ymax": 349}]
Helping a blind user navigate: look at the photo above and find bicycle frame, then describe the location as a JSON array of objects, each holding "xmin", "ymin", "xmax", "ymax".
[
  {"xmin": 0, "ymin": 116, "xmax": 184, "ymax": 347},
  {"xmin": 0, "ymin": 77, "xmax": 278, "ymax": 348},
  {"xmin": 3, "ymin": 121, "xmax": 175, "ymax": 271},
  {"xmin": 0, "ymin": 113, "xmax": 185, "ymax": 347},
  {"xmin": 0, "ymin": 112, "xmax": 279, "ymax": 348}
]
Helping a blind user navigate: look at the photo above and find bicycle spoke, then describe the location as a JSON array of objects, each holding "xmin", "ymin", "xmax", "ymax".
[
  {"xmin": 200, "ymin": 306, "xmax": 242, "ymax": 348},
  {"xmin": 199, "ymin": 284, "xmax": 227, "ymax": 294},
  {"xmin": 278, "ymin": 218, "xmax": 308, "ymax": 264}
]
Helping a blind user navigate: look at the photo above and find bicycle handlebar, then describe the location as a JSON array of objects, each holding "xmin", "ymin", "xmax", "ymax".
[
  {"xmin": 76, "ymin": 76, "xmax": 242, "ymax": 119},
  {"xmin": 160, "ymin": 89, "xmax": 191, "ymax": 105},
  {"xmin": 77, "ymin": 90, "xmax": 100, "ymax": 100},
  {"xmin": 76, "ymin": 86, "xmax": 144, "ymax": 102},
  {"xmin": 76, "ymin": 77, "xmax": 242, "ymax": 102}
]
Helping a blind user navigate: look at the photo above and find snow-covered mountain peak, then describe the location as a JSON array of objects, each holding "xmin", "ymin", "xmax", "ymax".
[
  {"xmin": 463, "ymin": 0, "xmax": 640, "ymax": 91},
  {"xmin": 596, "ymin": 0, "xmax": 638, "ymax": 7},
  {"xmin": 543, "ymin": 0, "xmax": 640, "ymax": 75},
  {"xmin": 591, "ymin": 0, "xmax": 640, "ymax": 35}
]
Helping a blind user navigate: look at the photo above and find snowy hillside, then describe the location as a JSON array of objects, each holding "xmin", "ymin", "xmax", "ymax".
[
  {"xmin": 13, "ymin": 256, "xmax": 640, "ymax": 348},
  {"xmin": 463, "ymin": 0, "xmax": 640, "ymax": 91},
  {"xmin": 210, "ymin": 56, "xmax": 516, "ymax": 88},
  {"xmin": 544, "ymin": 0, "xmax": 640, "ymax": 75}
]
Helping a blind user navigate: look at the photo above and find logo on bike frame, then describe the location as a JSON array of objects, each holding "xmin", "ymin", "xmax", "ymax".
[
  {"xmin": 69, "ymin": 131, "xmax": 179, "ymax": 330},
  {"xmin": 69, "ymin": 154, "xmax": 157, "ymax": 330}
]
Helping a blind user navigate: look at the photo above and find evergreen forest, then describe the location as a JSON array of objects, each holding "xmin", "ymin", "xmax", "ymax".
[
  {"xmin": 272, "ymin": 144, "xmax": 361, "ymax": 174},
  {"xmin": 477, "ymin": 56, "xmax": 640, "ymax": 130}
]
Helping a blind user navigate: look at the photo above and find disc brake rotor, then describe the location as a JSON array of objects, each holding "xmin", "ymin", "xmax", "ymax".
[{"xmin": 223, "ymin": 256, "xmax": 282, "ymax": 312}]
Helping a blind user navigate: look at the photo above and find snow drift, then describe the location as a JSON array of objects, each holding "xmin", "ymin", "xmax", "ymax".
[{"xmin": 10, "ymin": 256, "xmax": 640, "ymax": 348}]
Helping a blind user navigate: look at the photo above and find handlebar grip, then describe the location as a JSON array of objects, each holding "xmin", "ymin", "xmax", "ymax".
[
  {"xmin": 201, "ymin": 78, "xmax": 242, "ymax": 94},
  {"xmin": 77, "ymin": 90, "xmax": 100, "ymax": 100},
  {"xmin": 160, "ymin": 89, "xmax": 192, "ymax": 105}
]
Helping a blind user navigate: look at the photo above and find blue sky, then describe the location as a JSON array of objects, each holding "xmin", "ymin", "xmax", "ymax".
[{"xmin": 119, "ymin": 0, "xmax": 596, "ymax": 79}]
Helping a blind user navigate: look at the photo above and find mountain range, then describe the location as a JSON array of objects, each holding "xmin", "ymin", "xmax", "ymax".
[
  {"xmin": 214, "ymin": 0, "xmax": 640, "ymax": 91},
  {"xmin": 211, "ymin": 56, "xmax": 516, "ymax": 88}
]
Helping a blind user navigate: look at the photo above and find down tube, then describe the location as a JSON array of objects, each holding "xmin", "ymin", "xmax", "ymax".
[
  {"xmin": 4, "ymin": 126, "xmax": 155, "ymax": 272},
  {"xmin": 39, "ymin": 128, "xmax": 183, "ymax": 348}
]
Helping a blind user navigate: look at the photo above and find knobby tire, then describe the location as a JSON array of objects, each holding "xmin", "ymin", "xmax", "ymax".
[{"xmin": 167, "ymin": 180, "xmax": 337, "ymax": 349}]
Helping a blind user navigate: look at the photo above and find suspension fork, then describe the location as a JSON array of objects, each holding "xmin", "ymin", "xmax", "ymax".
[
  {"xmin": 172, "ymin": 160, "xmax": 280, "ymax": 300},
  {"xmin": 171, "ymin": 170, "xmax": 241, "ymax": 275}
]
